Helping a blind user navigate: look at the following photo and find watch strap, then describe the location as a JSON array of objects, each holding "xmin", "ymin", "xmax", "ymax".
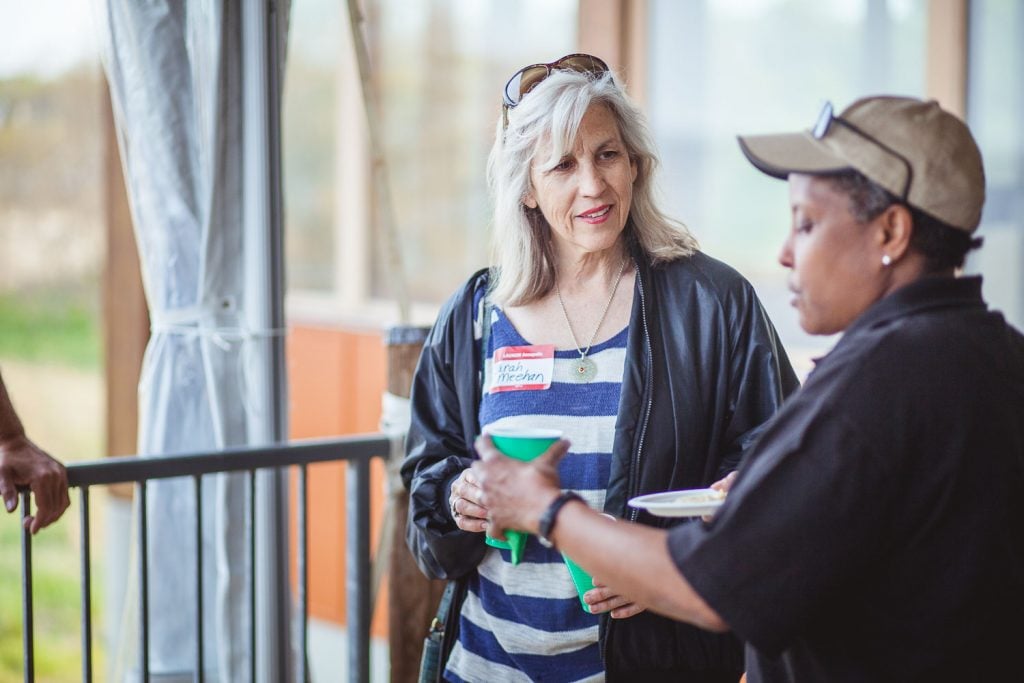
[{"xmin": 537, "ymin": 491, "xmax": 584, "ymax": 548}]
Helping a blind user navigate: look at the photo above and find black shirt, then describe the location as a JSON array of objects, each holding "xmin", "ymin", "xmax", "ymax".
[{"xmin": 667, "ymin": 276, "xmax": 1024, "ymax": 682}]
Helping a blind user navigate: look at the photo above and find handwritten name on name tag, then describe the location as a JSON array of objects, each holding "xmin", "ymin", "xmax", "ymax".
[{"xmin": 490, "ymin": 344, "xmax": 555, "ymax": 393}]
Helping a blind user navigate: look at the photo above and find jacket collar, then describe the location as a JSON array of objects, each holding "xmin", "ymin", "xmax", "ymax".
[{"xmin": 843, "ymin": 275, "xmax": 985, "ymax": 338}]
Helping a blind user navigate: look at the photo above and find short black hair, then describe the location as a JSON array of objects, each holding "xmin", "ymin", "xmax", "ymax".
[{"xmin": 823, "ymin": 170, "xmax": 983, "ymax": 272}]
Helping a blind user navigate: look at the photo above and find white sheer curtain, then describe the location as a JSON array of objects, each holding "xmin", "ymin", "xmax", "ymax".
[{"xmin": 94, "ymin": 1, "xmax": 289, "ymax": 680}]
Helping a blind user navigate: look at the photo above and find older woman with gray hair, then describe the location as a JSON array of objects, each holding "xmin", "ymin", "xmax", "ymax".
[{"xmin": 402, "ymin": 54, "xmax": 797, "ymax": 682}]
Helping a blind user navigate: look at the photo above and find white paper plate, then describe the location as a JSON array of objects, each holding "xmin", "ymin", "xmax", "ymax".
[{"xmin": 628, "ymin": 488, "xmax": 726, "ymax": 518}]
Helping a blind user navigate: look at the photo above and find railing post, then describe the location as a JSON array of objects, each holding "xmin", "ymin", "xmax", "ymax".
[
  {"xmin": 346, "ymin": 455, "xmax": 371, "ymax": 683},
  {"xmin": 139, "ymin": 481, "xmax": 149, "ymax": 681},
  {"xmin": 21, "ymin": 491, "xmax": 33, "ymax": 683},
  {"xmin": 193, "ymin": 476, "xmax": 204, "ymax": 683},
  {"xmin": 80, "ymin": 487, "xmax": 93, "ymax": 683},
  {"xmin": 297, "ymin": 465, "xmax": 309, "ymax": 683}
]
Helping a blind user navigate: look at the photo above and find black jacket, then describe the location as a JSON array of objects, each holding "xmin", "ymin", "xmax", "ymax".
[{"xmin": 402, "ymin": 246, "xmax": 799, "ymax": 680}]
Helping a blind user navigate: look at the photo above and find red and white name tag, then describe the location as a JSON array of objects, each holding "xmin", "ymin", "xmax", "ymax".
[{"xmin": 490, "ymin": 344, "xmax": 555, "ymax": 393}]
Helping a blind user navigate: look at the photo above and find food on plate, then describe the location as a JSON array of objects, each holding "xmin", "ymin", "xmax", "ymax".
[{"xmin": 673, "ymin": 489, "xmax": 726, "ymax": 504}]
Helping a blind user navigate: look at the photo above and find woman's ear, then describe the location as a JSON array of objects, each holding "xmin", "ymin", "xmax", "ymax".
[
  {"xmin": 523, "ymin": 190, "xmax": 538, "ymax": 210},
  {"xmin": 879, "ymin": 204, "xmax": 914, "ymax": 260}
]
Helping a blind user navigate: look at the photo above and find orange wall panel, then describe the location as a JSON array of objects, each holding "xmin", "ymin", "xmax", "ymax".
[{"xmin": 287, "ymin": 325, "xmax": 390, "ymax": 638}]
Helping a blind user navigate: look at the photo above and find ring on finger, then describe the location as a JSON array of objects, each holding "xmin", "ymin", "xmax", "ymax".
[{"xmin": 450, "ymin": 497, "xmax": 461, "ymax": 519}]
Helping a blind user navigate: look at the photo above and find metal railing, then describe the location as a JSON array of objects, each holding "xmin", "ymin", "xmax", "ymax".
[{"xmin": 17, "ymin": 433, "xmax": 391, "ymax": 683}]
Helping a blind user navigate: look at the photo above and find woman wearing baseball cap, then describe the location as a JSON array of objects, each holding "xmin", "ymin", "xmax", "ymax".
[{"xmin": 472, "ymin": 95, "xmax": 1024, "ymax": 682}]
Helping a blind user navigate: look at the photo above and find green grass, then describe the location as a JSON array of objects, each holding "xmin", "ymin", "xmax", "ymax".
[
  {"xmin": 0, "ymin": 285, "xmax": 105, "ymax": 680},
  {"xmin": 0, "ymin": 511, "xmax": 99, "ymax": 683},
  {"xmin": 0, "ymin": 286, "xmax": 100, "ymax": 370}
]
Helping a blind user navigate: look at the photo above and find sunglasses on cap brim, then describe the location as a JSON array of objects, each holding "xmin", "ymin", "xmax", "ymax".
[{"xmin": 813, "ymin": 101, "xmax": 914, "ymax": 201}]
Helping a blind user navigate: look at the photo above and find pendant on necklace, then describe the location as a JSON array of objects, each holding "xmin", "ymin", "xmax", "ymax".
[{"xmin": 571, "ymin": 356, "xmax": 598, "ymax": 383}]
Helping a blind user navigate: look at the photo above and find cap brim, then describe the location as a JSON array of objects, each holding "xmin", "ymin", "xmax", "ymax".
[{"xmin": 737, "ymin": 131, "xmax": 853, "ymax": 179}]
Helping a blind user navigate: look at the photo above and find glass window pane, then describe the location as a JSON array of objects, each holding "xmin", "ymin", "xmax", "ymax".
[
  {"xmin": 967, "ymin": 0, "xmax": 1024, "ymax": 328},
  {"xmin": 646, "ymin": 0, "xmax": 926, "ymax": 374},
  {"xmin": 372, "ymin": 0, "xmax": 577, "ymax": 303},
  {"xmin": 283, "ymin": 0, "xmax": 578, "ymax": 304},
  {"xmin": 284, "ymin": 0, "xmax": 344, "ymax": 292}
]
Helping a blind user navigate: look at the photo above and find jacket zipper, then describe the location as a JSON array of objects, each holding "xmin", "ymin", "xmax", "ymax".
[
  {"xmin": 629, "ymin": 269, "xmax": 653, "ymax": 523},
  {"xmin": 602, "ymin": 267, "xmax": 655, "ymax": 670}
]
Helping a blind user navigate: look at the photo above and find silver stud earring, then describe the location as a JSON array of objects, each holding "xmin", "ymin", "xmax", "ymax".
[{"xmin": 881, "ymin": 254, "xmax": 892, "ymax": 267}]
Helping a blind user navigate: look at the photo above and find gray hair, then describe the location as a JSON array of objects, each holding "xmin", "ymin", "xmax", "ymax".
[{"xmin": 486, "ymin": 68, "xmax": 698, "ymax": 307}]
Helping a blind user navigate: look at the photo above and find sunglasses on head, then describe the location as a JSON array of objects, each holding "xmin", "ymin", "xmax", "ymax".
[
  {"xmin": 501, "ymin": 53, "xmax": 610, "ymax": 129},
  {"xmin": 812, "ymin": 101, "xmax": 914, "ymax": 201}
]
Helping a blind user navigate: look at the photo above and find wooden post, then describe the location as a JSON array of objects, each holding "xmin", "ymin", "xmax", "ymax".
[
  {"xmin": 578, "ymin": 0, "xmax": 648, "ymax": 104},
  {"xmin": 102, "ymin": 76, "xmax": 149, "ymax": 496},
  {"xmin": 926, "ymin": 0, "xmax": 969, "ymax": 117},
  {"xmin": 384, "ymin": 325, "xmax": 447, "ymax": 683}
]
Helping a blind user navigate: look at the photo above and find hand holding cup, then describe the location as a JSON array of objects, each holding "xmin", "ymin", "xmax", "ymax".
[
  {"xmin": 581, "ymin": 577, "xmax": 646, "ymax": 619},
  {"xmin": 449, "ymin": 468, "xmax": 489, "ymax": 533},
  {"xmin": 472, "ymin": 431, "xmax": 568, "ymax": 544}
]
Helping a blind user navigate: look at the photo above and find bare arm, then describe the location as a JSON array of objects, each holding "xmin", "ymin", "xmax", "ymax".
[
  {"xmin": 0, "ymin": 371, "xmax": 69, "ymax": 533},
  {"xmin": 0, "ymin": 371, "xmax": 25, "ymax": 440},
  {"xmin": 472, "ymin": 435, "xmax": 727, "ymax": 631}
]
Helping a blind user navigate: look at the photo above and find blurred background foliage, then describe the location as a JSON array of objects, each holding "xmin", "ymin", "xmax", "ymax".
[{"xmin": 0, "ymin": 35, "xmax": 105, "ymax": 683}]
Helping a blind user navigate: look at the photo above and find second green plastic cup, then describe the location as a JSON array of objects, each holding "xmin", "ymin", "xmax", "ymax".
[
  {"xmin": 484, "ymin": 427, "xmax": 562, "ymax": 565},
  {"xmin": 563, "ymin": 514, "xmax": 614, "ymax": 612},
  {"xmin": 562, "ymin": 554, "xmax": 596, "ymax": 612}
]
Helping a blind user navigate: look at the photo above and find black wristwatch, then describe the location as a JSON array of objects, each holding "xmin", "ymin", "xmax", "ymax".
[{"xmin": 537, "ymin": 491, "xmax": 584, "ymax": 548}]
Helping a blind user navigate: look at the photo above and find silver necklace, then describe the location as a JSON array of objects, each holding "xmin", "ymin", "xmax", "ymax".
[{"xmin": 555, "ymin": 257, "xmax": 629, "ymax": 383}]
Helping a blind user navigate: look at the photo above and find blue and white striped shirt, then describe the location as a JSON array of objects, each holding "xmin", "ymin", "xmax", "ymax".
[{"xmin": 444, "ymin": 304, "xmax": 627, "ymax": 683}]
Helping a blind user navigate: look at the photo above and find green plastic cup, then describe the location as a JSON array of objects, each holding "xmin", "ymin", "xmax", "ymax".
[
  {"xmin": 484, "ymin": 427, "xmax": 562, "ymax": 565},
  {"xmin": 563, "ymin": 514, "xmax": 613, "ymax": 612},
  {"xmin": 562, "ymin": 554, "xmax": 596, "ymax": 612}
]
